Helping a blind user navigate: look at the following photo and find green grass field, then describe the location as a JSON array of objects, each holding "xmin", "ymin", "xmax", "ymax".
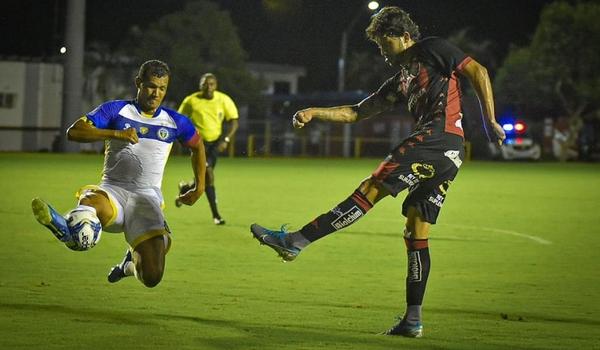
[{"xmin": 1, "ymin": 153, "xmax": 599, "ymax": 350}]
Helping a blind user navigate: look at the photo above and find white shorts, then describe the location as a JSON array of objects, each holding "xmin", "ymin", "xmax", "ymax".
[{"xmin": 76, "ymin": 183, "xmax": 171, "ymax": 250}]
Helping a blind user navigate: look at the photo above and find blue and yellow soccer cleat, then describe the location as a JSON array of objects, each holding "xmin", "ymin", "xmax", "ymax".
[
  {"xmin": 381, "ymin": 317, "xmax": 423, "ymax": 338},
  {"xmin": 250, "ymin": 223, "xmax": 301, "ymax": 262},
  {"xmin": 31, "ymin": 197, "xmax": 72, "ymax": 242},
  {"xmin": 107, "ymin": 250, "xmax": 133, "ymax": 283}
]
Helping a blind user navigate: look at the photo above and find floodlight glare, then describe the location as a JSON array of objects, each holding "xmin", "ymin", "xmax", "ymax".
[
  {"xmin": 60, "ymin": 47, "xmax": 67, "ymax": 54},
  {"xmin": 368, "ymin": 1, "xmax": 380, "ymax": 10}
]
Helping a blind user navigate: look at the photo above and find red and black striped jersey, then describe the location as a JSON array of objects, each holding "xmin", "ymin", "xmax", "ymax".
[{"xmin": 375, "ymin": 37, "xmax": 472, "ymax": 139}]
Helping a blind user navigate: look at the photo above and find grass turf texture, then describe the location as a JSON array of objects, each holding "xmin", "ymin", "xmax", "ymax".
[{"xmin": 1, "ymin": 153, "xmax": 599, "ymax": 350}]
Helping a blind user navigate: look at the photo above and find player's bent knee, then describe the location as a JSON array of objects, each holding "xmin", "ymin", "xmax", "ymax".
[
  {"xmin": 358, "ymin": 177, "xmax": 389, "ymax": 204},
  {"xmin": 136, "ymin": 255, "xmax": 165, "ymax": 288},
  {"xmin": 139, "ymin": 269, "xmax": 163, "ymax": 288},
  {"xmin": 134, "ymin": 235, "xmax": 166, "ymax": 288}
]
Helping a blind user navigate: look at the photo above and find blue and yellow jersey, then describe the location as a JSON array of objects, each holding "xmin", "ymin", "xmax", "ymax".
[
  {"xmin": 85, "ymin": 100, "xmax": 199, "ymax": 189},
  {"xmin": 177, "ymin": 91, "xmax": 238, "ymax": 142}
]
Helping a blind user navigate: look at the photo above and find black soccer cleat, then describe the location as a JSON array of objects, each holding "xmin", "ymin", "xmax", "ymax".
[{"xmin": 107, "ymin": 250, "xmax": 133, "ymax": 283}]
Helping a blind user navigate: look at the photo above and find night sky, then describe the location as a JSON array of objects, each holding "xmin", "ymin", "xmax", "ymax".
[{"xmin": 4, "ymin": 0, "xmax": 557, "ymax": 91}]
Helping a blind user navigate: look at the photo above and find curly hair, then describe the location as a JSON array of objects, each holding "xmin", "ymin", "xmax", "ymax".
[
  {"xmin": 365, "ymin": 6, "xmax": 420, "ymax": 41},
  {"xmin": 137, "ymin": 59, "xmax": 170, "ymax": 81}
]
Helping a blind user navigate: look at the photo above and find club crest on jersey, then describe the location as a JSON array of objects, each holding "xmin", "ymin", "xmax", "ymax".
[
  {"xmin": 157, "ymin": 127, "xmax": 169, "ymax": 140},
  {"xmin": 411, "ymin": 163, "xmax": 435, "ymax": 179}
]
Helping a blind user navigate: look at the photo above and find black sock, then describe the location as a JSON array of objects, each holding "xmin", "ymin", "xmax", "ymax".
[
  {"xmin": 405, "ymin": 238, "xmax": 430, "ymax": 309},
  {"xmin": 299, "ymin": 190, "xmax": 373, "ymax": 242},
  {"xmin": 205, "ymin": 186, "xmax": 221, "ymax": 219}
]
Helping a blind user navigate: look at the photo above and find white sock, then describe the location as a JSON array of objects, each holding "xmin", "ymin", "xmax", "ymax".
[{"xmin": 123, "ymin": 261, "xmax": 135, "ymax": 277}]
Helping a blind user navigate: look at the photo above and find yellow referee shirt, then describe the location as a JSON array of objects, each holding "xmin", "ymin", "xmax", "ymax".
[{"xmin": 177, "ymin": 91, "xmax": 238, "ymax": 142}]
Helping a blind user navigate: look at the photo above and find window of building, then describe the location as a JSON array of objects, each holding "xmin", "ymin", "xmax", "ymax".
[
  {"xmin": 273, "ymin": 81, "xmax": 291, "ymax": 95},
  {"xmin": 0, "ymin": 93, "xmax": 16, "ymax": 109}
]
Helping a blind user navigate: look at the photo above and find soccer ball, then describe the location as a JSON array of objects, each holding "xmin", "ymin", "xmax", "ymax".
[{"xmin": 65, "ymin": 210, "xmax": 102, "ymax": 251}]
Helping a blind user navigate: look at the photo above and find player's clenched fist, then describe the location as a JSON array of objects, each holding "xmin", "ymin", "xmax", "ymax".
[
  {"xmin": 119, "ymin": 127, "xmax": 139, "ymax": 144},
  {"xmin": 292, "ymin": 109, "xmax": 313, "ymax": 129},
  {"xmin": 491, "ymin": 121, "xmax": 506, "ymax": 146}
]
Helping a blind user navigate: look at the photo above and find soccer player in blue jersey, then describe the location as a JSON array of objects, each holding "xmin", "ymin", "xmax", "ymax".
[
  {"xmin": 31, "ymin": 60, "xmax": 206, "ymax": 288},
  {"xmin": 250, "ymin": 7, "xmax": 506, "ymax": 336}
]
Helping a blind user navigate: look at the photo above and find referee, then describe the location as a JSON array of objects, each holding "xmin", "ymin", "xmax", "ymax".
[{"xmin": 176, "ymin": 73, "xmax": 238, "ymax": 225}]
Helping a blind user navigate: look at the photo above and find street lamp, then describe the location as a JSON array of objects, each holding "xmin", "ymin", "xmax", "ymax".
[{"xmin": 338, "ymin": 1, "xmax": 379, "ymax": 157}]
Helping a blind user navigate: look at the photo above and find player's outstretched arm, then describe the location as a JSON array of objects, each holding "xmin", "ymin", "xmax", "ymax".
[
  {"xmin": 67, "ymin": 118, "xmax": 138, "ymax": 144},
  {"xmin": 461, "ymin": 59, "xmax": 505, "ymax": 145},
  {"xmin": 177, "ymin": 137, "xmax": 206, "ymax": 206},
  {"xmin": 292, "ymin": 94, "xmax": 391, "ymax": 129},
  {"xmin": 292, "ymin": 105, "xmax": 357, "ymax": 128}
]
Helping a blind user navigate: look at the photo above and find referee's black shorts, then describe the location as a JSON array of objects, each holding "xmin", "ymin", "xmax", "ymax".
[{"xmin": 203, "ymin": 140, "xmax": 220, "ymax": 168}]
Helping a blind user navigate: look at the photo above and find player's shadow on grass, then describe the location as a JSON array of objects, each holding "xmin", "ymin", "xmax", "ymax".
[
  {"xmin": 1, "ymin": 302, "xmax": 156, "ymax": 326},
  {"xmin": 1, "ymin": 301, "xmax": 449, "ymax": 349},
  {"xmin": 152, "ymin": 312, "xmax": 444, "ymax": 350}
]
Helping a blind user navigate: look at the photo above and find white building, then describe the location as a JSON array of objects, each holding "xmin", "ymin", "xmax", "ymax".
[
  {"xmin": 0, "ymin": 60, "xmax": 63, "ymax": 151},
  {"xmin": 247, "ymin": 62, "xmax": 306, "ymax": 95}
]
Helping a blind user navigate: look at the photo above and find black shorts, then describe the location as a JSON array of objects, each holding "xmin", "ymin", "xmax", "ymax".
[
  {"xmin": 204, "ymin": 140, "xmax": 220, "ymax": 168},
  {"xmin": 371, "ymin": 133, "xmax": 465, "ymax": 224}
]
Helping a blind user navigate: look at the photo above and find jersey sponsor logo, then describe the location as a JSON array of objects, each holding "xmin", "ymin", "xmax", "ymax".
[
  {"xmin": 157, "ymin": 127, "xmax": 170, "ymax": 140},
  {"xmin": 331, "ymin": 205, "xmax": 363, "ymax": 230},
  {"xmin": 428, "ymin": 194, "xmax": 445, "ymax": 208},
  {"xmin": 411, "ymin": 163, "xmax": 435, "ymax": 179},
  {"xmin": 399, "ymin": 173, "xmax": 419, "ymax": 186},
  {"xmin": 331, "ymin": 206, "xmax": 344, "ymax": 217},
  {"xmin": 444, "ymin": 150, "xmax": 462, "ymax": 168},
  {"xmin": 140, "ymin": 126, "xmax": 149, "ymax": 135},
  {"xmin": 407, "ymin": 250, "xmax": 422, "ymax": 282}
]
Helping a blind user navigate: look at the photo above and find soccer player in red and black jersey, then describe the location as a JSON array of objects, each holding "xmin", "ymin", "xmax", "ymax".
[{"xmin": 251, "ymin": 6, "xmax": 506, "ymax": 337}]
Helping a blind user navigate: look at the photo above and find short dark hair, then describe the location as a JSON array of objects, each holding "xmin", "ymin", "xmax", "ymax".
[
  {"xmin": 137, "ymin": 60, "xmax": 170, "ymax": 81},
  {"xmin": 199, "ymin": 72, "xmax": 217, "ymax": 85},
  {"xmin": 365, "ymin": 6, "xmax": 420, "ymax": 41}
]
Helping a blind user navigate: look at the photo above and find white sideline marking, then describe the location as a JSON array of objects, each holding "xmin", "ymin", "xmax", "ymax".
[
  {"xmin": 438, "ymin": 223, "xmax": 553, "ymax": 245},
  {"xmin": 366, "ymin": 217, "xmax": 553, "ymax": 245}
]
